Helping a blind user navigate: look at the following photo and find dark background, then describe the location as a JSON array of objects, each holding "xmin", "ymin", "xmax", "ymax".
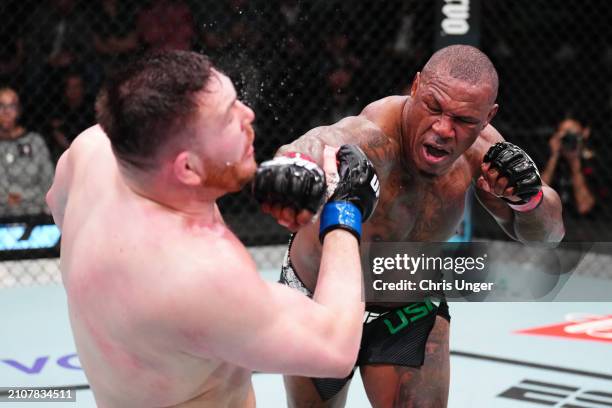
[{"xmin": 1, "ymin": 0, "xmax": 610, "ymax": 248}]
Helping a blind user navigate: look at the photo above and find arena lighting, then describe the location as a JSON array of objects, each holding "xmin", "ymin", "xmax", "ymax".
[{"xmin": 0, "ymin": 224, "xmax": 61, "ymax": 251}]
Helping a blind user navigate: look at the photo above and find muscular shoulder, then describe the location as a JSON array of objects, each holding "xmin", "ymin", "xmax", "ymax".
[
  {"xmin": 328, "ymin": 114, "xmax": 399, "ymax": 176},
  {"xmin": 167, "ymin": 226, "xmax": 257, "ymax": 292},
  {"xmin": 288, "ymin": 114, "xmax": 398, "ymax": 175},
  {"xmin": 360, "ymin": 95, "xmax": 407, "ymax": 137},
  {"xmin": 281, "ymin": 99, "xmax": 404, "ymax": 175},
  {"xmin": 332, "ymin": 96, "xmax": 407, "ymax": 172},
  {"xmin": 70, "ymin": 124, "xmax": 110, "ymax": 158}
]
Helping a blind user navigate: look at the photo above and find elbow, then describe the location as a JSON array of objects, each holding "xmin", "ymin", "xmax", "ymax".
[
  {"xmin": 45, "ymin": 186, "xmax": 64, "ymax": 230},
  {"xmin": 515, "ymin": 222, "xmax": 565, "ymax": 248},
  {"xmin": 554, "ymin": 223, "xmax": 566, "ymax": 243},
  {"xmin": 544, "ymin": 223, "xmax": 566, "ymax": 247},
  {"xmin": 545, "ymin": 224, "xmax": 565, "ymax": 248},
  {"xmin": 325, "ymin": 349, "xmax": 357, "ymax": 378},
  {"xmin": 45, "ymin": 187, "xmax": 54, "ymax": 210},
  {"xmin": 325, "ymin": 331, "xmax": 360, "ymax": 377}
]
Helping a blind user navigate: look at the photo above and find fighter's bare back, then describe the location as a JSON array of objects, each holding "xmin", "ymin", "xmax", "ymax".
[{"xmin": 49, "ymin": 126, "xmax": 255, "ymax": 408}]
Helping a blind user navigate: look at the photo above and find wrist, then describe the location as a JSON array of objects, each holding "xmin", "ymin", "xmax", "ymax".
[
  {"xmin": 506, "ymin": 190, "xmax": 544, "ymax": 213},
  {"xmin": 319, "ymin": 202, "xmax": 362, "ymax": 243}
]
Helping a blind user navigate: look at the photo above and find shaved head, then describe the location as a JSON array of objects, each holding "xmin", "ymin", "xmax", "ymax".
[{"xmin": 422, "ymin": 45, "xmax": 498, "ymax": 103}]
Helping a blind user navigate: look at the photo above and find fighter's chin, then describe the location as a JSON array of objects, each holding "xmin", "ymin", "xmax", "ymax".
[{"xmin": 230, "ymin": 161, "xmax": 257, "ymax": 192}]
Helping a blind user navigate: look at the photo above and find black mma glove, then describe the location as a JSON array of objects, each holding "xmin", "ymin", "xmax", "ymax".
[
  {"xmin": 483, "ymin": 142, "xmax": 543, "ymax": 212},
  {"xmin": 252, "ymin": 152, "xmax": 326, "ymax": 213},
  {"xmin": 319, "ymin": 145, "xmax": 380, "ymax": 242}
]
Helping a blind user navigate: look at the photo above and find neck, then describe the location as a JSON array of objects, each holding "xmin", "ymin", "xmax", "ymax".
[
  {"xmin": 0, "ymin": 126, "xmax": 23, "ymax": 140},
  {"xmin": 119, "ymin": 165, "xmax": 222, "ymax": 226},
  {"xmin": 399, "ymin": 99, "xmax": 415, "ymax": 172}
]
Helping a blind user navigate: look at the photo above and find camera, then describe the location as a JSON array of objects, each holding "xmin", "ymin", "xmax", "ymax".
[{"xmin": 561, "ymin": 131, "xmax": 582, "ymax": 151}]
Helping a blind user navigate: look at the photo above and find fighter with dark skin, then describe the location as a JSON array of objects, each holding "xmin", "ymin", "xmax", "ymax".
[{"xmin": 256, "ymin": 45, "xmax": 565, "ymax": 407}]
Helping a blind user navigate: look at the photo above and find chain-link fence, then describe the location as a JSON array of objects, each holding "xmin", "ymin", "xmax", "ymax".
[
  {"xmin": 477, "ymin": 0, "xmax": 612, "ymax": 242},
  {"xmin": 1, "ymin": 0, "xmax": 611, "ymax": 287}
]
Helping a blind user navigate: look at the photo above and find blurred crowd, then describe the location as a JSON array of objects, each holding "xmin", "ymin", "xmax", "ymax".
[
  {"xmin": 1, "ymin": 0, "xmax": 429, "ymax": 219},
  {"xmin": 0, "ymin": 0, "xmax": 610, "ymax": 240},
  {"xmin": 1, "ymin": 0, "xmax": 428, "ymax": 155}
]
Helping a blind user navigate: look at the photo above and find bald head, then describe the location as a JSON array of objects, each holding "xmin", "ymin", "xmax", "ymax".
[{"xmin": 422, "ymin": 45, "xmax": 498, "ymax": 103}]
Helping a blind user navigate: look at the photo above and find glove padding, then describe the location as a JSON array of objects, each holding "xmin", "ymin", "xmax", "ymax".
[
  {"xmin": 319, "ymin": 145, "xmax": 380, "ymax": 243},
  {"xmin": 483, "ymin": 142, "xmax": 541, "ymax": 204},
  {"xmin": 252, "ymin": 153, "xmax": 326, "ymax": 213},
  {"xmin": 330, "ymin": 145, "xmax": 380, "ymax": 220}
]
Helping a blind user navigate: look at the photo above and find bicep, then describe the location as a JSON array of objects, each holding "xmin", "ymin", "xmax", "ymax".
[{"xmin": 276, "ymin": 117, "xmax": 388, "ymax": 171}]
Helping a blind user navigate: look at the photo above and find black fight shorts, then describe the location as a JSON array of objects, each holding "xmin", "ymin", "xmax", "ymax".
[{"xmin": 279, "ymin": 235, "xmax": 451, "ymax": 401}]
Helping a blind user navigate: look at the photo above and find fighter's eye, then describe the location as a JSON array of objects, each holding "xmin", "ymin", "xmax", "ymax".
[
  {"xmin": 425, "ymin": 102, "xmax": 441, "ymax": 113},
  {"xmin": 457, "ymin": 117, "xmax": 477, "ymax": 125}
]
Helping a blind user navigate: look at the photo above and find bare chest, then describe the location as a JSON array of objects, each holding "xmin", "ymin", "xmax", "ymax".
[{"xmin": 363, "ymin": 170, "xmax": 471, "ymax": 242}]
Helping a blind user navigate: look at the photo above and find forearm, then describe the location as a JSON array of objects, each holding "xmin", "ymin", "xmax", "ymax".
[
  {"xmin": 276, "ymin": 138, "xmax": 325, "ymax": 164},
  {"xmin": 315, "ymin": 230, "xmax": 363, "ymax": 307},
  {"xmin": 241, "ymin": 230, "xmax": 364, "ymax": 377},
  {"xmin": 275, "ymin": 127, "xmax": 339, "ymax": 165},
  {"xmin": 314, "ymin": 229, "xmax": 364, "ymax": 356},
  {"xmin": 570, "ymin": 163, "xmax": 595, "ymax": 215},
  {"xmin": 513, "ymin": 185, "xmax": 565, "ymax": 244},
  {"xmin": 541, "ymin": 155, "xmax": 559, "ymax": 185},
  {"xmin": 477, "ymin": 186, "xmax": 564, "ymax": 244}
]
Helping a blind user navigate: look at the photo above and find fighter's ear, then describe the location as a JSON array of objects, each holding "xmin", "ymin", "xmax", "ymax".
[
  {"xmin": 174, "ymin": 151, "xmax": 204, "ymax": 186},
  {"xmin": 484, "ymin": 104, "xmax": 499, "ymax": 127},
  {"xmin": 410, "ymin": 72, "xmax": 421, "ymax": 97}
]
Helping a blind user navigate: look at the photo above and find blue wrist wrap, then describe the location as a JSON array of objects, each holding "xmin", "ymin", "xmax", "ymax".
[{"xmin": 319, "ymin": 201, "xmax": 362, "ymax": 243}]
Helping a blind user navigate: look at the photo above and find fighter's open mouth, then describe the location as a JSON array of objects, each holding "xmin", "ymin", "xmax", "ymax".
[{"xmin": 424, "ymin": 144, "xmax": 449, "ymax": 158}]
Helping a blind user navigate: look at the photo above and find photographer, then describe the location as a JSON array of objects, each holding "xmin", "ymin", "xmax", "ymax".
[
  {"xmin": 541, "ymin": 117, "xmax": 597, "ymax": 216},
  {"xmin": 0, "ymin": 87, "xmax": 54, "ymax": 218}
]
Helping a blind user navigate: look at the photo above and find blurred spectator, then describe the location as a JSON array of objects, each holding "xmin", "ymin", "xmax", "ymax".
[
  {"xmin": 0, "ymin": 87, "xmax": 54, "ymax": 218},
  {"xmin": 386, "ymin": 0, "xmax": 430, "ymax": 96},
  {"xmin": 321, "ymin": 29, "xmax": 362, "ymax": 79},
  {"xmin": 47, "ymin": 71, "xmax": 95, "ymax": 161},
  {"xmin": 137, "ymin": 0, "xmax": 195, "ymax": 52},
  {"xmin": 92, "ymin": 0, "xmax": 139, "ymax": 75},
  {"xmin": 541, "ymin": 117, "xmax": 606, "ymax": 217},
  {"xmin": 309, "ymin": 28, "xmax": 362, "ymax": 127},
  {"xmin": 310, "ymin": 66, "xmax": 360, "ymax": 128},
  {"xmin": 24, "ymin": 0, "xmax": 95, "ymax": 111},
  {"xmin": 274, "ymin": 0, "xmax": 312, "ymax": 56}
]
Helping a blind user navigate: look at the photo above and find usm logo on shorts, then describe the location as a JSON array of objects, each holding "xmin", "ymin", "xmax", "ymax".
[
  {"xmin": 382, "ymin": 300, "xmax": 436, "ymax": 335},
  {"xmin": 499, "ymin": 379, "xmax": 612, "ymax": 407}
]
